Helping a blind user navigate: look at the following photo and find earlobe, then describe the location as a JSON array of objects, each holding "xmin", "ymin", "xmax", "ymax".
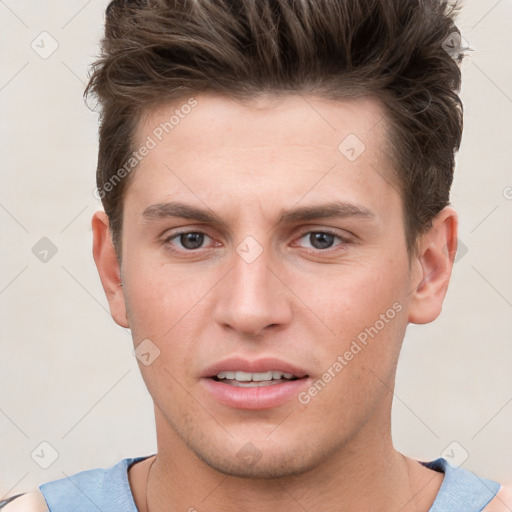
[
  {"xmin": 407, "ymin": 207, "xmax": 458, "ymax": 325},
  {"xmin": 91, "ymin": 211, "xmax": 130, "ymax": 328}
]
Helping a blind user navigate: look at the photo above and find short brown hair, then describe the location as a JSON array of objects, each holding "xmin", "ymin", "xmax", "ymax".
[{"xmin": 86, "ymin": 0, "xmax": 465, "ymax": 260}]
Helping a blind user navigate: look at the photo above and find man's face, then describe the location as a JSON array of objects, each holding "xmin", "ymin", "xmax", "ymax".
[{"xmin": 117, "ymin": 93, "xmax": 417, "ymax": 477}]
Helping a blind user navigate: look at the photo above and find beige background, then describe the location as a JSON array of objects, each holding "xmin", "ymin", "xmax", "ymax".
[{"xmin": 1, "ymin": 0, "xmax": 511, "ymax": 497}]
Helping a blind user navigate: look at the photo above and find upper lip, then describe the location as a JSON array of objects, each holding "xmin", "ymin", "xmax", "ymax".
[{"xmin": 201, "ymin": 357, "xmax": 309, "ymax": 379}]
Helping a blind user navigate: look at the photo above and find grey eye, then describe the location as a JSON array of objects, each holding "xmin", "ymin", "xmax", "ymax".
[
  {"xmin": 305, "ymin": 232, "xmax": 337, "ymax": 250},
  {"xmin": 178, "ymin": 232, "xmax": 205, "ymax": 250}
]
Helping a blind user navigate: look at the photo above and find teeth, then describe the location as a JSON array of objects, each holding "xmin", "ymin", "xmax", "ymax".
[
  {"xmin": 216, "ymin": 370, "xmax": 296, "ymax": 381},
  {"xmin": 249, "ymin": 371, "xmax": 274, "ymax": 382},
  {"xmin": 236, "ymin": 371, "xmax": 253, "ymax": 382},
  {"xmin": 217, "ymin": 371, "xmax": 236, "ymax": 380},
  {"xmin": 229, "ymin": 380, "xmax": 282, "ymax": 387}
]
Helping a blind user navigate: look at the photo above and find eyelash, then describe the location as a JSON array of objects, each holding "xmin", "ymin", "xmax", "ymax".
[{"xmin": 162, "ymin": 229, "xmax": 351, "ymax": 255}]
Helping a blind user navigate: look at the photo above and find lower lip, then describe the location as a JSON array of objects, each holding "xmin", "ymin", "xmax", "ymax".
[{"xmin": 200, "ymin": 377, "xmax": 310, "ymax": 410}]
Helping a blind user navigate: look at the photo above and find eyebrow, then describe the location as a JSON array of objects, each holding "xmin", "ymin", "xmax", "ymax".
[{"xmin": 141, "ymin": 200, "xmax": 376, "ymax": 226}]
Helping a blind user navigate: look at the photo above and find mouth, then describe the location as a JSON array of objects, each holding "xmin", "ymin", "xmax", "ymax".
[
  {"xmin": 211, "ymin": 370, "xmax": 303, "ymax": 387},
  {"xmin": 200, "ymin": 357, "xmax": 310, "ymax": 409}
]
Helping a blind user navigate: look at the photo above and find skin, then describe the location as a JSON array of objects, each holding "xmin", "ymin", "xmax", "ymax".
[{"xmin": 92, "ymin": 93, "xmax": 458, "ymax": 511}]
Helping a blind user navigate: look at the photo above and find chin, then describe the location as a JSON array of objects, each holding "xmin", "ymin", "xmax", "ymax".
[
  {"xmin": 183, "ymin": 429, "xmax": 331, "ymax": 479},
  {"xmin": 156, "ymin": 398, "xmax": 354, "ymax": 479},
  {"xmin": 195, "ymin": 447, "xmax": 320, "ymax": 479}
]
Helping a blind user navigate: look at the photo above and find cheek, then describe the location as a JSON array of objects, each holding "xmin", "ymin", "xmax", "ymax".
[
  {"xmin": 294, "ymin": 259, "xmax": 409, "ymax": 395},
  {"xmin": 122, "ymin": 259, "xmax": 218, "ymax": 386},
  {"xmin": 122, "ymin": 266, "xmax": 202, "ymax": 395},
  {"xmin": 122, "ymin": 258, "xmax": 202, "ymax": 338},
  {"xmin": 297, "ymin": 302, "xmax": 407, "ymax": 430},
  {"xmin": 293, "ymin": 259, "xmax": 407, "ymax": 337}
]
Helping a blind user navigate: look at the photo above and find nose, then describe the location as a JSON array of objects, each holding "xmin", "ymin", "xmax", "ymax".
[{"xmin": 213, "ymin": 239, "xmax": 292, "ymax": 338}]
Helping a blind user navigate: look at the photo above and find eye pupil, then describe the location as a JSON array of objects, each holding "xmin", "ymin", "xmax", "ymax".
[
  {"xmin": 181, "ymin": 233, "xmax": 204, "ymax": 250},
  {"xmin": 310, "ymin": 232, "xmax": 334, "ymax": 250},
  {"xmin": 172, "ymin": 231, "xmax": 340, "ymax": 252}
]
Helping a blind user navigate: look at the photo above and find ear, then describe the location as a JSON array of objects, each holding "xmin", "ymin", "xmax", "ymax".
[
  {"xmin": 407, "ymin": 206, "xmax": 458, "ymax": 324},
  {"xmin": 91, "ymin": 211, "xmax": 129, "ymax": 328}
]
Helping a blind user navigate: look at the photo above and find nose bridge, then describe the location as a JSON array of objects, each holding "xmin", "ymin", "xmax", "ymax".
[{"xmin": 214, "ymin": 235, "xmax": 290, "ymax": 336}]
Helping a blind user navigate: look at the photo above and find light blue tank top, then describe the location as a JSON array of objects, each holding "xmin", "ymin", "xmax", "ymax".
[{"xmin": 38, "ymin": 455, "xmax": 500, "ymax": 511}]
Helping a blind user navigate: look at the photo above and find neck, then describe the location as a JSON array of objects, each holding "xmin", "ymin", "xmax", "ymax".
[{"xmin": 138, "ymin": 409, "xmax": 443, "ymax": 512}]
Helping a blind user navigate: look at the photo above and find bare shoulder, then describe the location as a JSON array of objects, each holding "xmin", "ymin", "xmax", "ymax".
[
  {"xmin": 483, "ymin": 484, "xmax": 512, "ymax": 511},
  {"xmin": 1, "ymin": 491, "xmax": 48, "ymax": 512}
]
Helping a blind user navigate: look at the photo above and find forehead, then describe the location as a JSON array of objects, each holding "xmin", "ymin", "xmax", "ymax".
[
  {"xmin": 126, "ymin": 92, "xmax": 401, "ymax": 226},
  {"xmin": 136, "ymin": 92, "xmax": 389, "ymax": 155}
]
